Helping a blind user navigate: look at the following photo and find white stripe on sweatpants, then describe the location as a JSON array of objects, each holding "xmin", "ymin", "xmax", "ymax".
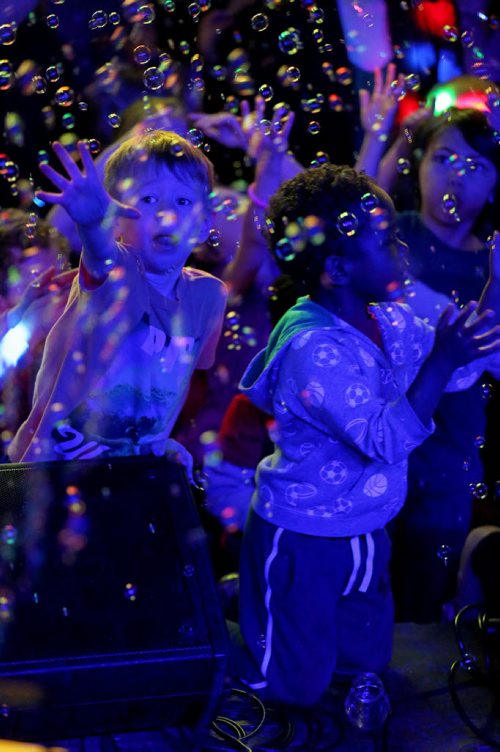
[
  {"xmin": 259, "ymin": 526, "xmax": 284, "ymax": 680},
  {"xmin": 359, "ymin": 532, "xmax": 375, "ymax": 592},
  {"xmin": 342, "ymin": 536, "xmax": 361, "ymax": 596}
]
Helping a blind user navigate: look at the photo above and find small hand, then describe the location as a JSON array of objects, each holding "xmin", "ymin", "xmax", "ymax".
[
  {"xmin": 163, "ymin": 438, "xmax": 194, "ymax": 483},
  {"xmin": 36, "ymin": 141, "xmax": 138, "ymax": 228},
  {"xmin": 435, "ymin": 301, "xmax": 500, "ymax": 369},
  {"xmin": 7, "ymin": 266, "xmax": 76, "ymax": 342},
  {"xmin": 253, "ymin": 103, "xmax": 295, "ymax": 204},
  {"xmin": 359, "ymin": 63, "xmax": 406, "ymax": 138},
  {"xmin": 188, "ymin": 108, "xmax": 249, "ymax": 150}
]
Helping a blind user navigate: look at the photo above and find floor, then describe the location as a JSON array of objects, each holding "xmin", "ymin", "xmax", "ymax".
[{"xmin": 20, "ymin": 622, "xmax": 498, "ymax": 751}]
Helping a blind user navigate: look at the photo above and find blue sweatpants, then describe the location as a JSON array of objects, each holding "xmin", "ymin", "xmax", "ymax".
[{"xmin": 238, "ymin": 508, "xmax": 394, "ymax": 707}]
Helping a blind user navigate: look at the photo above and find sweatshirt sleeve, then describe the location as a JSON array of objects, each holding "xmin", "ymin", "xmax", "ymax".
[{"xmin": 277, "ymin": 329, "xmax": 433, "ymax": 464}]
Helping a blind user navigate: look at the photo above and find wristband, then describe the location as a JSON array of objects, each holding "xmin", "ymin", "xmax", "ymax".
[{"xmin": 247, "ymin": 182, "xmax": 268, "ymax": 210}]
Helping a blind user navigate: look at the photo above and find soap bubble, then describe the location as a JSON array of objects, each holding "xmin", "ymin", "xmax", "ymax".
[
  {"xmin": 312, "ymin": 28, "xmax": 324, "ymax": 44},
  {"xmin": 436, "ymin": 544, "xmax": 452, "ymax": 566},
  {"xmin": 233, "ymin": 71, "xmax": 255, "ymax": 96},
  {"xmin": 328, "ymin": 94, "xmax": 343, "ymax": 111},
  {"xmin": 259, "ymin": 83, "xmax": 274, "ymax": 101},
  {"xmin": 0, "ymin": 525, "xmax": 17, "ymax": 546},
  {"xmin": 109, "ymin": 11, "xmax": 121, "ymax": 24},
  {"xmin": 225, "ymin": 310, "xmax": 240, "ymax": 330},
  {"xmin": 207, "ymin": 229, "xmax": 221, "ymax": 247},
  {"xmin": 0, "ymin": 24, "xmax": 16, "ymax": 46},
  {"xmin": 46, "ymin": 65, "xmax": 61, "ymax": 83},
  {"xmin": 442, "ymin": 25, "xmax": 459, "ymax": 42},
  {"xmin": 461, "ymin": 30, "xmax": 474, "ymax": 47},
  {"xmin": 87, "ymin": 138, "xmax": 101, "ymax": 154},
  {"xmin": 481, "ymin": 382, "xmax": 493, "ymax": 399},
  {"xmin": 307, "ymin": 120, "xmax": 320, "ymax": 135},
  {"xmin": 55, "ymin": 86, "xmax": 74, "ymax": 107},
  {"xmin": 46, "ymin": 14, "xmax": 60, "ymax": 29},
  {"xmin": 124, "ymin": 582, "xmax": 137, "ymax": 601},
  {"xmin": 360, "ymin": 192, "xmax": 379, "ymax": 213},
  {"xmin": 336, "ymin": 212, "xmax": 358, "ymax": 237},
  {"xmin": 62, "ymin": 112, "xmax": 75, "ymax": 129},
  {"xmin": 396, "ymin": 158, "xmax": 411, "ymax": 175},
  {"xmin": 285, "ymin": 65, "xmax": 300, "ymax": 82},
  {"xmin": 133, "ymin": 44, "xmax": 151, "ymax": 65},
  {"xmin": 275, "ymin": 237, "xmax": 296, "ymax": 262},
  {"xmin": 470, "ymin": 482, "xmax": 488, "ymax": 500},
  {"xmin": 0, "ymin": 589, "xmax": 14, "ymax": 622},
  {"xmin": 88, "ymin": 9, "xmax": 108, "ymax": 29},
  {"xmin": 335, "ymin": 66, "xmax": 353, "ymax": 85},
  {"xmin": 187, "ymin": 127, "xmax": 204, "ymax": 147},
  {"xmin": 251, "ymin": 12, "xmax": 269, "ymax": 31},
  {"xmin": 441, "ymin": 193, "xmax": 460, "ymax": 221},
  {"xmin": 0, "ymin": 60, "xmax": 12, "ymax": 90},
  {"xmin": 188, "ymin": 2, "xmax": 201, "ymax": 21},
  {"xmin": 32, "ymin": 75, "xmax": 47, "ymax": 94},
  {"xmin": 474, "ymin": 435, "xmax": 485, "ymax": 449},
  {"xmin": 404, "ymin": 73, "xmax": 420, "ymax": 92},
  {"xmin": 108, "ymin": 112, "xmax": 121, "ymax": 128},
  {"xmin": 278, "ymin": 28, "xmax": 301, "ymax": 55},
  {"xmin": 143, "ymin": 66, "xmax": 165, "ymax": 90}
]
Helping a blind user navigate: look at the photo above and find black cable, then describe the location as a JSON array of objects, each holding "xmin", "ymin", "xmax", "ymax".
[{"xmin": 447, "ymin": 603, "xmax": 500, "ymax": 749}]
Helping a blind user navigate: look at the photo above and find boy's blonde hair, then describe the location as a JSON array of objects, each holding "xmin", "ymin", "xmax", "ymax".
[{"xmin": 104, "ymin": 130, "xmax": 215, "ymax": 206}]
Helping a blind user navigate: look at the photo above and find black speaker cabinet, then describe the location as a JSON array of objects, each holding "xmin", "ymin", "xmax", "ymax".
[{"xmin": 0, "ymin": 456, "xmax": 228, "ymax": 742}]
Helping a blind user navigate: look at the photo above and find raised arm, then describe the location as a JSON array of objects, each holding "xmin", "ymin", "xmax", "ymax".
[
  {"xmin": 36, "ymin": 141, "xmax": 138, "ymax": 281},
  {"xmin": 223, "ymin": 101, "xmax": 298, "ymax": 295},
  {"xmin": 354, "ymin": 64, "xmax": 405, "ymax": 181}
]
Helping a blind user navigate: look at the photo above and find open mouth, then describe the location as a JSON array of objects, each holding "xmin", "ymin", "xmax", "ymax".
[{"xmin": 153, "ymin": 233, "xmax": 178, "ymax": 248}]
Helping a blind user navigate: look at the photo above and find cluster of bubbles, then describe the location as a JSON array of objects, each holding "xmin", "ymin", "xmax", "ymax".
[
  {"xmin": 274, "ymin": 214, "xmax": 326, "ymax": 262},
  {"xmin": 469, "ymin": 482, "xmax": 489, "ymax": 501},
  {"xmin": 436, "ymin": 544, "xmax": 452, "ymax": 566},
  {"xmin": 223, "ymin": 310, "xmax": 259, "ymax": 351},
  {"xmin": 58, "ymin": 485, "xmax": 89, "ymax": 566}
]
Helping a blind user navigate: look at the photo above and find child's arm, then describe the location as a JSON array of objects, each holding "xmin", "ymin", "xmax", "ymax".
[
  {"xmin": 277, "ymin": 304, "xmax": 500, "ymax": 465},
  {"xmin": 354, "ymin": 64, "xmax": 405, "ymax": 181},
  {"xmin": 36, "ymin": 141, "xmax": 138, "ymax": 281},
  {"xmin": 223, "ymin": 103, "xmax": 297, "ymax": 295}
]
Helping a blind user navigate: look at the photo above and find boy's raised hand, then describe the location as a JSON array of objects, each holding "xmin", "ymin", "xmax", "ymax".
[
  {"xmin": 252, "ymin": 103, "xmax": 295, "ymax": 204},
  {"xmin": 36, "ymin": 141, "xmax": 138, "ymax": 228},
  {"xmin": 434, "ymin": 301, "xmax": 500, "ymax": 370}
]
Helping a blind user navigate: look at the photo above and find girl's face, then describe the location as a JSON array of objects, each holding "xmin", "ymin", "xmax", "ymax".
[{"xmin": 418, "ymin": 126, "xmax": 497, "ymax": 230}]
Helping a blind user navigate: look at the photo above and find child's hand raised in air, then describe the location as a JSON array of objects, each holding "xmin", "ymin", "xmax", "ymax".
[
  {"xmin": 36, "ymin": 141, "xmax": 138, "ymax": 228},
  {"xmin": 252, "ymin": 102, "xmax": 295, "ymax": 205},
  {"xmin": 358, "ymin": 63, "xmax": 406, "ymax": 139},
  {"xmin": 434, "ymin": 301, "xmax": 500, "ymax": 370}
]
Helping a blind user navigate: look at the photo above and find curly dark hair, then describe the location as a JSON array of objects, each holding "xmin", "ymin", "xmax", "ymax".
[{"xmin": 266, "ymin": 164, "xmax": 384, "ymax": 295}]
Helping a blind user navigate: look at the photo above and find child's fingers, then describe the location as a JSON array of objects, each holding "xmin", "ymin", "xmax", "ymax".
[
  {"xmin": 240, "ymin": 99, "xmax": 251, "ymax": 119},
  {"xmin": 38, "ymin": 162, "xmax": 70, "ymax": 192},
  {"xmin": 437, "ymin": 302, "xmax": 456, "ymax": 328},
  {"xmin": 51, "ymin": 141, "xmax": 82, "ymax": 179},
  {"xmin": 358, "ymin": 89, "xmax": 369, "ymax": 118},
  {"xmin": 281, "ymin": 110, "xmax": 295, "ymax": 140},
  {"xmin": 384, "ymin": 62, "xmax": 396, "ymax": 89},
  {"xmin": 35, "ymin": 189, "xmax": 65, "ymax": 206},
  {"xmin": 78, "ymin": 140, "xmax": 97, "ymax": 175},
  {"xmin": 373, "ymin": 67, "xmax": 382, "ymax": 95},
  {"xmin": 453, "ymin": 300, "xmax": 478, "ymax": 325}
]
